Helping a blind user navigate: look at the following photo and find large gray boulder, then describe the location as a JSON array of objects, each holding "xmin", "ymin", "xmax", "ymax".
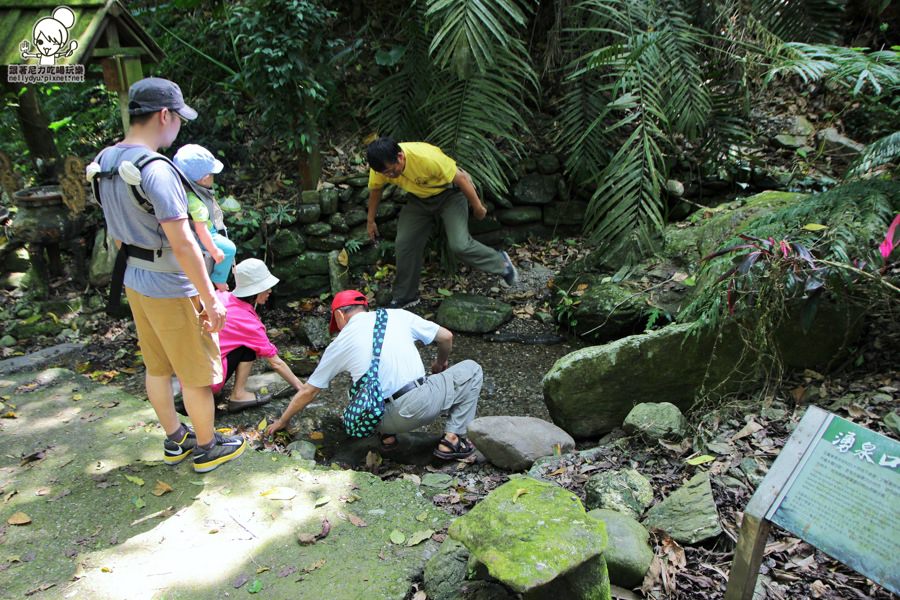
[
  {"xmin": 449, "ymin": 477, "xmax": 608, "ymax": 596},
  {"xmin": 467, "ymin": 416, "xmax": 576, "ymax": 471},
  {"xmin": 588, "ymin": 509, "xmax": 654, "ymax": 589},
  {"xmin": 643, "ymin": 472, "xmax": 722, "ymax": 544},
  {"xmin": 437, "ymin": 294, "xmax": 513, "ymax": 333},
  {"xmin": 584, "ymin": 469, "xmax": 654, "ymax": 519},
  {"xmin": 542, "ymin": 323, "xmax": 742, "ymax": 438},
  {"xmin": 623, "ymin": 402, "xmax": 687, "ymax": 440},
  {"xmin": 423, "ymin": 539, "xmax": 517, "ymax": 600}
]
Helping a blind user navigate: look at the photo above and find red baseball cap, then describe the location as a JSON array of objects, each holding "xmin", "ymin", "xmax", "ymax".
[{"xmin": 329, "ymin": 290, "xmax": 369, "ymax": 334}]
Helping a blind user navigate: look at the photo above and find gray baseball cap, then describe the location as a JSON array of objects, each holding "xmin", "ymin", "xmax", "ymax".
[{"xmin": 127, "ymin": 77, "xmax": 198, "ymax": 120}]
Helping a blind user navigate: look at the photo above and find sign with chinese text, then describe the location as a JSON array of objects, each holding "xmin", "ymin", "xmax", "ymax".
[{"xmin": 765, "ymin": 410, "xmax": 899, "ymax": 593}]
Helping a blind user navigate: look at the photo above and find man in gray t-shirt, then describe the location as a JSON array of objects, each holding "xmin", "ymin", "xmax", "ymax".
[{"xmin": 93, "ymin": 77, "xmax": 245, "ymax": 473}]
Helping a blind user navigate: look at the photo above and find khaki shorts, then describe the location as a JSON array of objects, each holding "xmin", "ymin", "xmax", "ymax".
[{"xmin": 125, "ymin": 288, "xmax": 222, "ymax": 388}]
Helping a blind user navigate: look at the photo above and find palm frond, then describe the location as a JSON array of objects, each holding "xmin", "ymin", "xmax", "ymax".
[
  {"xmin": 750, "ymin": 0, "xmax": 847, "ymax": 44},
  {"xmin": 368, "ymin": 8, "xmax": 433, "ymax": 140},
  {"xmin": 425, "ymin": 0, "xmax": 529, "ymax": 77},
  {"xmin": 848, "ymin": 131, "xmax": 900, "ymax": 177},
  {"xmin": 424, "ymin": 44, "xmax": 538, "ymax": 195},
  {"xmin": 766, "ymin": 43, "xmax": 900, "ymax": 96},
  {"xmin": 654, "ymin": 10, "xmax": 711, "ymax": 140}
]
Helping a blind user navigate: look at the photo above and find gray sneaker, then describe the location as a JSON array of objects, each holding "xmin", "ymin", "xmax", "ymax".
[
  {"xmin": 499, "ymin": 251, "xmax": 518, "ymax": 287},
  {"xmin": 163, "ymin": 427, "xmax": 196, "ymax": 466},
  {"xmin": 192, "ymin": 432, "xmax": 247, "ymax": 473}
]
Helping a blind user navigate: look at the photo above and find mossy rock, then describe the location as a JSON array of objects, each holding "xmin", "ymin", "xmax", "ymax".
[
  {"xmin": 587, "ymin": 509, "xmax": 653, "ymax": 589},
  {"xmin": 436, "ymin": 295, "xmax": 513, "ymax": 333},
  {"xmin": 448, "ymin": 477, "xmax": 607, "ymax": 593},
  {"xmin": 270, "ymin": 228, "xmax": 306, "ymax": 259}
]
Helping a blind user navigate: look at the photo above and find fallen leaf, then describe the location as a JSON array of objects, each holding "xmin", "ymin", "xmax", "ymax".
[
  {"xmin": 99, "ymin": 401, "xmax": 119, "ymax": 409},
  {"xmin": 247, "ymin": 579, "xmax": 262, "ymax": 594},
  {"xmin": 437, "ymin": 288, "xmax": 453, "ymax": 297},
  {"xmin": 20, "ymin": 449, "xmax": 47, "ymax": 466},
  {"xmin": 731, "ymin": 420, "xmax": 763, "ymax": 442},
  {"xmin": 302, "ymin": 559, "xmax": 326, "ymax": 573},
  {"xmin": 847, "ymin": 404, "xmax": 866, "ymax": 418},
  {"xmin": 133, "ymin": 497, "xmax": 146, "ymax": 509},
  {"xmin": 260, "ymin": 487, "xmax": 297, "ymax": 501},
  {"xmin": 401, "ymin": 474, "xmax": 421, "ymax": 486},
  {"xmin": 802, "ymin": 223, "xmax": 828, "ymax": 231},
  {"xmin": 415, "ymin": 511, "xmax": 428, "ymax": 522},
  {"xmin": 317, "ymin": 517, "xmax": 331, "ymax": 540},
  {"xmin": 406, "ymin": 529, "xmax": 435, "ymax": 547},
  {"xmin": 257, "ymin": 418, "xmax": 268, "ymax": 431},
  {"xmin": 548, "ymin": 466, "xmax": 568, "ymax": 476},
  {"xmin": 123, "ymin": 475, "xmax": 144, "ymax": 487},
  {"xmin": 101, "ymin": 567, "xmax": 112, "ymax": 573},
  {"xmin": 297, "ymin": 533, "xmax": 317, "ymax": 545},
  {"xmin": 232, "ymin": 574, "xmax": 249, "ymax": 589},
  {"xmin": 389, "ymin": 530, "xmax": 406, "ymax": 545},
  {"xmin": 309, "ymin": 431, "xmax": 324, "ymax": 441},
  {"xmin": 1, "ymin": 412, "xmax": 16, "ymax": 419},
  {"xmin": 152, "ymin": 481, "xmax": 173, "ymax": 497},
  {"xmin": 347, "ymin": 513, "xmax": 367, "ymax": 527},
  {"xmin": 512, "ymin": 488, "xmax": 529, "ymax": 503},
  {"xmin": 72, "ymin": 394, "xmax": 83, "ymax": 401},
  {"xmin": 686, "ymin": 454, "xmax": 716, "ymax": 466},
  {"xmin": 314, "ymin": 496, "xmax": 330, "ymax": 507},
  {"xmin": 256, "ymin": 567, "xmax": 269, "ymax": 574},
  {"xmin": 48, "ymin": 489, "xmax": 71, "ymax": 502},
  {"xmin": 7, "ymin": 512, "xmax": 31, "ymax": 525},
  {"xmin": 277, "ymin": 566, "xmax": 297, "ymax": 578},
  {"xmin": 337, "ymin": 249, "xmax": 349, "ymax": 267},
  {"xmin": 4, "ymin": 490, "xmax": 17, "ymax": 503}
]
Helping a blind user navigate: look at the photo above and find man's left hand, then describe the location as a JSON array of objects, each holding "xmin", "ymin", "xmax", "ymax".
[{"xmin": 472, "ymin": 203, "xmax": 487, "ymax": 220}]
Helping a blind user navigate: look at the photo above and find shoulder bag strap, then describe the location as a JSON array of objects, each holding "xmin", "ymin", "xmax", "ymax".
[{"xmin": 369, "ymin": 308, "xmax": 388, "ymax": 376}]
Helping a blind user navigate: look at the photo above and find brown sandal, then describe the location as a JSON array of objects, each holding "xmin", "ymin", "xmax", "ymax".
[{"xmin": 225, "ymin": 391, "xmax": 273, "ymax": 413}]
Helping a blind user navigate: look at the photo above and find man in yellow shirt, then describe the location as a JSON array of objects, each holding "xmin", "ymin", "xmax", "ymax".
[{"xmin": 366, "ymin": 137, "xmax": 518, "ymax": 307}]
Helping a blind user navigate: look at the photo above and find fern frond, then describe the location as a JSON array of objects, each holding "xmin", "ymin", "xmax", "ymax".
[
  {"xmin": 654, "ymin": 10, "xmax": 711, "ymax": 139},
  {"xmin": 848, "ymin": 131, "xmax": 900, "ymax": 177},
  {"xmin": 368, "ymin": 8, "xmax": 433, "ymax": 139},
  {"xmin": 750, "ymin": 0, "xmax": 846, "ymax": 44},
  {"xmin": 424, "ymin": 44, "xmax": 538, "ymax": 195},
  {"xmin": 766, "ymin": 43, "xmax": 900, "ymax": 96},
  {"xmin": 425, "ymin": 0, "xmax": 529, "ymax": 77}
]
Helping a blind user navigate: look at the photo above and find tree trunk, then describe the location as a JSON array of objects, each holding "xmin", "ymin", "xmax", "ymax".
[{"xmin": 1, "ymin": 82, "xmax": 62, "ymax": 184}]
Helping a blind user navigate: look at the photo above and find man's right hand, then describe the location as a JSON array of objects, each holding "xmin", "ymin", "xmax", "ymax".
[
  {"xmin": 367, "ymin": 220, "xmax": 380, "ymax": 241},
  {"xmin": 200, "ymin": 295, "xmax": 227, "ymax": 333}
]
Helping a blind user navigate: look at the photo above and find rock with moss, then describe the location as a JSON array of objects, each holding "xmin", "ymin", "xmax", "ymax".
[
  {"xmin": 270, "ymin": 228, "xmax": 306, "ymax": 259},
  {"xmin": 295, "ymin": 203, "xmax": 322, "ymax": 224},
  {"xmin": 449, "ymin": 477, "xmax": 607, "ymax": 594},
  {"xmin": 587, "ymin": 509, "xmax": 653, "ymax": 589},
  {"xmin": 542, "ymin": 323, "xmax": 743, "ymax": 438},
  {"xmin": 523, "ymin": 554, "xmax": 610, "ymax": 600},
  {"xmin": 498, "ymin": 206, "xmax": 542, "ymax": 225},
  {"xmin": 584, "ymin": 469, "xmax": 654, "ymax": 519},
  {"xmin": 662, "ymin": 190, "xmax": 808, "ymax": 265},
  {"xmin": 307, "ymin": 234, "xmax": 347, "ymax": 252},
  {"xmin": 535, "ymin": 154, "xmax": 561, "ymax": 175},
  {"xmin": 425, "ymin": 539, "xmax": 517, "ymax": 600},
  {"xmin": 543, "ymin": 201, "xmax": 587, "ymax": 227},
  {"xmin": 437, "ymin": 295, "xmax": 513, "ymax": 333},
  {"xmin": 643, "ymin": 472, "xmax": 722, "ymax": 544},
  {"xmin": 569, "ymin": 279, "xmax": 646, "ymax": 342},
  {"xmin": 623, "ymin": 402, "xmax": 687, "ymax": 440},
  {"xmin": 319, "ymin": 187, "xmax": 339, "ymax": 215},
  {"xmin": 514, "ymin": 173, "xmax": 558, "ymax": 205}
]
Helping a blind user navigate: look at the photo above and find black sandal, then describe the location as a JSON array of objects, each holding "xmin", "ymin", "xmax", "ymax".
[
  {"xmin": 433, "ymin": 436, "xmax": 475, "ymax": 460},
  {"xmin": 380, "ymin": 434, "xmax": 399, "ymax": 453},
  {"xmin": 225, "ymin": 391, "xmax": 273, "ymax": 413}
]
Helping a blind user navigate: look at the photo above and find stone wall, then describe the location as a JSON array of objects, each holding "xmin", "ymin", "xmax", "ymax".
[{"xmin": 257, "ymin": 154, "xmax": 584, "ymax": 298}]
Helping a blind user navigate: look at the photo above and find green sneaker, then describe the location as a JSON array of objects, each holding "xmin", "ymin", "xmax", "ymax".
[{"xmin": 192, "ymin": 432, "xmax": 247, "ymax": 473}]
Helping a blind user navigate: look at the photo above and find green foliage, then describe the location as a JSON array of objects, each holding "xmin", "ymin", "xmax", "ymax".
[
  {"xmin": 368, "ymin": 0, "xmax": 538, "ymax": 196},
  {"xmin": 766, "ymin": 44, "xmax": 900, "ymax": 96},
  {"xmin": 223, "ymin": 0, "xmax": 350, "ymax": 156},
  {"xmin": 848, "ymin": 131, "xmax": 900, "ymax": 177},
  {"xmin": 680, "ymin": 180, "xmax": 900, "ymax": 333}
]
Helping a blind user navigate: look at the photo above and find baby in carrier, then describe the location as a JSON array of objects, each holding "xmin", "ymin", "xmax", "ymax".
[{"xmin": 173, "ymin": 144, "xmax": 236, "ymax": 290}]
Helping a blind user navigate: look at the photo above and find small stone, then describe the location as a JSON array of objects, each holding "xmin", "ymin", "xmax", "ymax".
[
  {"xmin": 643, "ymin": 472, "xmax": 722, "ymax": 544},
  {"xmin": 884, "ymin": 412, "xmax": 900, "ymax": 438},
  {"xmin": 587, "ymin": 508, "xmax": 653, "ymax": 588},
  {"xmin": 295, "ymin": 204, "xmax": 321, "ymax": 224},
  {"xmin": 0, "ymin": 335, "xmax": 16, "ymax": 347},
  {"xmin": 301, "ymin": 190, "xmax": 320, "ymax": 205},
  {"xmin": 319, "ymin": 188, "xmax": 339, "ymax": 215},
  {"xmin": 534, "ymin": 154, "xmax": 561, "ymax": 175},
  {"xmin": 270, "ymin": 229, "xmax": 306, "ymax": 259},
  {"xmin": 513, "ymin": 174, "xmax": 558, "ymax": 205},
  {"xmin": 467, "ymin": 416, "xmax": 576, "ymax": 471},
  {"xmin": 584, "ymin": 468, "xmax": 654, "ymax": 519},
  {"xmin": 774, "ymin": 134, "xmax": 807, "ymax": 149},
  {"xmin": 286, "ymin": 440, "xmax": 317, "ymax": 461},
  {"xmin": 623, "ymin": 402, "xmax": 687, "ymax": 440},
  {"xmin": 303, "ymin": 222, "xmax": 332, "ymax": 237}
]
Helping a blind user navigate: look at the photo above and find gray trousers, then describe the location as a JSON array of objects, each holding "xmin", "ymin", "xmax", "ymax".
[
  {"xmin": 393, "ymin": 190, "xmax": 506, "ymax": 301},
  {"xmin": 378, "ymin": 359, "xmax": 482, "ymax": 436}
]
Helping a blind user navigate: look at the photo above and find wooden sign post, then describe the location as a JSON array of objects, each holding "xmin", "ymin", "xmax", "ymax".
[{"xmin": 726, "ymin": 405, "xmax": 899, "ymax": 599}]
